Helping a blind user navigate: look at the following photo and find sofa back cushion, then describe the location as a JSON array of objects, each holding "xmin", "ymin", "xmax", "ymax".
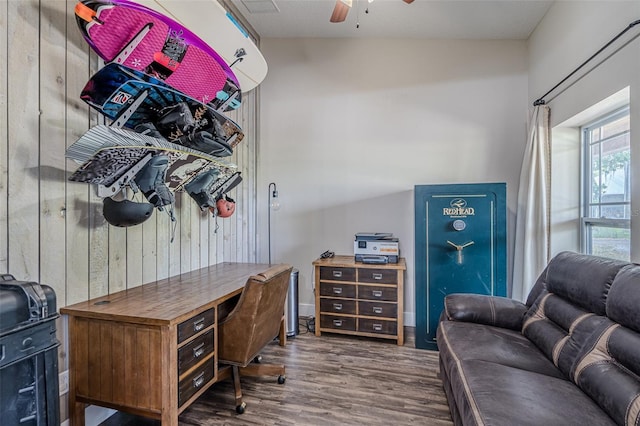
[
  {"xmin": 572, "ymin": 318, "xmax": 640, "ymax": 425},
  {"xmin": 544, "ymin": 251, "xmax": 627, "ymax": 315},
  {"xmin": 572, "ymin": 264, "xmax": 640, "ymax": 426},
  {"xmin": 522, "ymin": 252, "xmax": 628, "ymax": 377},
  {"xmin": 606, "ymin": 265, "xmax": 640, "ymax": 333}
]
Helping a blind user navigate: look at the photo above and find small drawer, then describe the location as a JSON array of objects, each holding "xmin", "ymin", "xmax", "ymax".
[
  {"xmin": 358, "ymin": 268, "xmax": 397, "ymax": 284},
  {"xmin": 320, "ymin": 298, "xmax": 356, "ymax": 315},
  {"xmin": 358, "ymin": 285, "xmax": 397, "ymax": 302},
  {"xmin": 320, "ymin": 267, "xmax": 356, "ymax": 282},
  {"xmin": 178, "ymin": 308, "xmax": 215, "ymax": 344},
  {"xmin": 358, "ymin": 318, "xmax": 397, "ymax": 336},
  {"xmin": 178, "ymin": 329, "xmax": 214, "ymax": 376},
  {"xmin": 319, "ymin": 282, "xmax": 356, "ymax": 299},
  {"xmin": 178, "ymin": 357, "xmax": 214, "ymax": 407},
  {"xmin": 320, "ymin": 315, "xmax": 356, "ymax": 332},
  {"xmin": 358, "ymin": 301, "xmax": 397, "ymax": 318}
]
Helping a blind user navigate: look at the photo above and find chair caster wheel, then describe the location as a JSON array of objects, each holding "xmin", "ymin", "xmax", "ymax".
[
  {"xmin": 253, "ymin": 355, "xmax": 262, "ymax": 364},
  {"xmin": 236, "ymin": 402, "xmax": 246, "ymax": 414},
  {"xmin": 278, "ymin": 375, "xmax": 286, "ymax": 384}
]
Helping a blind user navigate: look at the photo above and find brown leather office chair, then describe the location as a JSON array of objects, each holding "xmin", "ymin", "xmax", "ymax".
[{"xmin": 217, "ymin": 263, "xmax": 293, "ymax": 414}]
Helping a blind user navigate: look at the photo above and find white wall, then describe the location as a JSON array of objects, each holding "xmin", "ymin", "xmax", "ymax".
[
  {"xmin": 528, "ymin": 1, "xmax": 640, "ymax": 261},
  {"xmin": 257, "ymin": 38, "xmax": 528, "ymax": 324}
]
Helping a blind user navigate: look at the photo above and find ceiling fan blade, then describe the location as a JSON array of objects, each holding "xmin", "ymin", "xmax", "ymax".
[
  {"xmin": 403, "ymin": 0, "xmax": 415, "ymax": 3},
  {"xmin": 330, "ymin": 0, "xmax": 352, "ymax": 23}
]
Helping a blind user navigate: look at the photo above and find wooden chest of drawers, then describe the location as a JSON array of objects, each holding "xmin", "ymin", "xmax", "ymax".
[{"xmin": 313, "ymin": 256, "xmax": 406, "ymax": 345}]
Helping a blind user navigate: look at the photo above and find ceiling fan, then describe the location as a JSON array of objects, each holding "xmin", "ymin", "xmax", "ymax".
[{"xmin": 330, "ymin": 0, "xmax": 414, "ymax": 23}]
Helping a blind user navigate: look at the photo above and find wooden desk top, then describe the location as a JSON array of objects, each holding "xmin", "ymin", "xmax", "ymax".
[
  {"xmin": 60, "ymin": 262, "xmax": 273, "ymax": 326},
  {"xmin": 313, "ymin": 255, "xmax": 406, "ymax": 270}
]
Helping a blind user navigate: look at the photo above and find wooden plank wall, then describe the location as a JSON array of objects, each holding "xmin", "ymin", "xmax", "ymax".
[{"xmin": 1, "ymin": 0, "xmax": 258, "ymax": 418}]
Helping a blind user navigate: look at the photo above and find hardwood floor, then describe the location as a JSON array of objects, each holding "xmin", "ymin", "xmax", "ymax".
[{"xmin": 101, "ymin": 325, "xmax": 453, "ymax": 425}]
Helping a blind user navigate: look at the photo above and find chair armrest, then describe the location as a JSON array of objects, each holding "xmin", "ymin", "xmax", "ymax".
[{"xmin": 442, "ymin": 294, "xmax": 528, "ymax": 331}]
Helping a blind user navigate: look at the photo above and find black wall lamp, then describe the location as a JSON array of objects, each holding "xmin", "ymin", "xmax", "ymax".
[{"xmin": 268, "ymin": 182, "xmax": 280, "ymax": 264}]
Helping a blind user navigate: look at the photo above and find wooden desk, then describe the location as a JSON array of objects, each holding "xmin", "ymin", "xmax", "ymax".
[{"xmin": 60, "ymin": 262, "xmax": 273, "ymax": 426}]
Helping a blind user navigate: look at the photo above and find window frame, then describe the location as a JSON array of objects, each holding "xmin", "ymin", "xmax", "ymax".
[{"xmin": 580, "ymin": 105, "xmax": 631, "ymax": 258}]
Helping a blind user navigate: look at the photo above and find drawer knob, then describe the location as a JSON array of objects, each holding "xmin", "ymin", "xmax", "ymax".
[
  {"xmin": 333, "ymin": 303, "xmax": 343, "ymax": 311},
  {"xmin": 193, "ymin": 317, "xmax": 205, "ymax": 332},
  {"xmin": 332, "ymin": 270, "xmax": 342, "ymax": 278},
  {"xmin": 372, "ymin": 323, "xmax": 383, "ymax": 331},
  {"xmin": 193, "ymin": 372, "xmax": 205, "ymax": 388},
  {"xmin": 332, "ymin": 287, "xmax": 343, "ymax": 295},
  {"xmin": 372, "ymin": 290, "xmax": 383, "ymax": 298},
  {"xmin": 193, "ymin": 342, "xmax": 205, "ymax": 358},
  {"xmin": 333, "ymin": 319, "xmax": 343, "ymax": 327},
  {"xmin": 372, "ymin": 306, "xmax": 383, "ymax": 314},
  {"xmin": 372, "ymin": 273, "xmax": 383, "ymax": 280}
]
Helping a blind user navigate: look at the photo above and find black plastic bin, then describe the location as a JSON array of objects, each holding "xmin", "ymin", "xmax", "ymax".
[{"xmin": 0, "ymin": 274, "xmax": 60, "ymax": 426}]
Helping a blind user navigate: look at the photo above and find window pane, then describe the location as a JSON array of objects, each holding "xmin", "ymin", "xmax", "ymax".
[
  {"xmin": 600, "ymin": 134, "xmax": 630, "ymax": 206},
  {"xmin": 589, "ymin": 225, "xmax": 630, "ymax": 261},
  {"xmin": 581, "ymin": 106, "xmax": 630, "ymax": 260},
  {"xmin": 601, "ymin": 114, "xmax": 630, "ymax": 139}
]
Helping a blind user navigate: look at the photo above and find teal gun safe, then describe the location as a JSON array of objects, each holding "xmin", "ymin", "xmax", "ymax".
[{"xmin": 414, "ymin": 183, "xmax": 507, "ymax": 350}]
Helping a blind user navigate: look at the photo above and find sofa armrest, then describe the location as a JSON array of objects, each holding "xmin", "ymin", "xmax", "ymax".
[{"xmin": 442, "ymin": 294, "xmax": 528, "ymax": 331}]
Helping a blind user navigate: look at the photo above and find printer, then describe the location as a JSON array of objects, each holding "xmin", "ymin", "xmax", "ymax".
[{"xmin": 354, "ymin": 233, "xmax": 399, "ymax": 264}]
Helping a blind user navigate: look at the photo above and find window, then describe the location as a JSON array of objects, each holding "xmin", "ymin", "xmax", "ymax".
[{"xmin": 581, "ymin": 106, "xmax": 631, "ymax": 261}]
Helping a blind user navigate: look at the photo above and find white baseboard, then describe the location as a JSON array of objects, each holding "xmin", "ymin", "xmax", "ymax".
[
  {"xmin": 404, "ymin": 311, "xmax": 416, "ymax": 327},
  {"xmin": 299, "ymin": 303, "xmax": 314, "ymax": 318}
]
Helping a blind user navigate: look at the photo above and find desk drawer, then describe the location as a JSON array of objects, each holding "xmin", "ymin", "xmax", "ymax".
[
  {"xmin": 178, "ymin": 357, "xmax": 214, "ymax": 407},
  {"xmin": 358, "ymin": 268, "xmax": 397, "ymax": 284},
  {"xmin": 320, "ymin": 315, "xmax": 356, "ymax": 332},
  {"xmin": 320, "ymin": 267, "xmax": 356, "ymax": 282},
  {"xmin": 178, "ymin": 330, "xmax": 214, "ymax": 376},
  {"xmin": 319, "ymin": 282, "xmax": 356, "ymax": 299},
  {"xmin": 178, "ymin": 308, "xmax": 215, "ymax": 344},
  {"xmin": 358, "ymin": 301, "xmax": 397, "ymax": 318},
  {"xmin": 358, "ymin": 318, "xmax": 397, "ymax": 336},
  {"xmin": 320, "ymin": 298, "xmax": 356, "ymax": 315},
  {"xmin": 358, "ymin": 285, "xmax": 397, "ymax": 302}
]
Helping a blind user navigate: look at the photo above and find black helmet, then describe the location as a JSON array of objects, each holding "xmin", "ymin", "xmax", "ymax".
[{"xmin": 102, "ymin": 197, "xmax": 153, "ymax": 227}]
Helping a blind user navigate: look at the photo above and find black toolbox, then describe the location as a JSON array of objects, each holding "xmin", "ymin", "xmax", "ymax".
[{"xmin": 0, "ymin": 274, "xmax": 60, "ymax": 426}]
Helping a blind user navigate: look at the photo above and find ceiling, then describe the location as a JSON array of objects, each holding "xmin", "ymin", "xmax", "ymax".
[{"xmin": 228, "ymin": 0, "xmax": 555, "ymax": 40}]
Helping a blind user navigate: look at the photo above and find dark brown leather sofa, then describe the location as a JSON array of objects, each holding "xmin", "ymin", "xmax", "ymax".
[{"xmin": 436, "ymin": 251, "xmax": 640, "ymax": 426}]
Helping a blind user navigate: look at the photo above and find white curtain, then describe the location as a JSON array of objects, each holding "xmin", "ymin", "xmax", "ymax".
[{"xmin": 512, "ymin": 105, "xmax": 551, "ymax": 302}]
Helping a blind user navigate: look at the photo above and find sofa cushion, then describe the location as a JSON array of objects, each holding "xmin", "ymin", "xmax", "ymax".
[
  {"xmin": 572, "ymin": 265, "xmax": 640, "ymax": 426},
  {"xmin": 522, "ymin": 291, "xmax": 610, "ymax": 377},
  {"xmin": 606, "ymin": 264, "xmax": 640, "ymax": 333},
  {"xmin": 572, "ymin": 320, "xmax": 640, "ymax": 425},
  {"xmin": 544, "ymin": 251, "xmax": 627, "ymax": 315},
  {"xmin": 444, "ymin": 359, "xmax": 617, "ymax": 426},
  {"xmin": 438, "ymin": 321, "xmax": 564, "ymax": 379}
]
